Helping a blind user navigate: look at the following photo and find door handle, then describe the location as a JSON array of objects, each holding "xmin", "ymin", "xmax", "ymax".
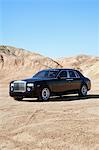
[{"xmin": 66, "ymin": 79, "xmax": 73, "ymax": 81}]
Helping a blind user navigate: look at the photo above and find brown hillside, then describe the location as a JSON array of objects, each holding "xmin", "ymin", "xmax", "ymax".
[
  {"xmin": 0, "ymin": 46, "xmax": 62, "ymax": 82},
  {"xmin": 0, "ymin": 46, "xmax": 99, "ymax": 82},
  {"xmin": 56, "ymin": 55, "xmax": 99, "ymax": 79}
]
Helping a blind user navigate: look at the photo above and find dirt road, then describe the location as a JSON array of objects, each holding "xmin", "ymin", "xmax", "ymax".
[{"xmin": 0, "ymin": 81, "xmax": 99, "ymax": 150}]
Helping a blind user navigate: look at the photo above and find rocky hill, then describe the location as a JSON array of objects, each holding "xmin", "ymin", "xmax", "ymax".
[
  {"xmin": 0, "ymin": 45, "xmax": 99, "ymax": 82},
  {"xmin": 0, "ymin": 46, "xmax": 62, "ymax": 81},
  {"xmin": 56, "ymin": 55, "xmax": 99, "ymax": 78}
]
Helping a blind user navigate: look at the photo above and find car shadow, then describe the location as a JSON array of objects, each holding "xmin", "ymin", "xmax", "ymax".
[{"xmin": 20, "ymin": 94, "xmax": 99, "ymax": 102}]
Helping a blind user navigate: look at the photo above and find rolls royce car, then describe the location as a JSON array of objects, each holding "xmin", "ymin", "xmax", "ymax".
[{"xmin": 9, "ymin": 69, "xmax": 91, "ymax": 101}]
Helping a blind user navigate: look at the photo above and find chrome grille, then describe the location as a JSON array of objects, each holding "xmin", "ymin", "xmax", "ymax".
[{"xmin": 14, "ymin": 81, "xmax": 26, "ymax": 92}]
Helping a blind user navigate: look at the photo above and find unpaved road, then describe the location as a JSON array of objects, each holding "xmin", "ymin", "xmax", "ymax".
[{"xmin": 0, "ymin": 81, "xmax": 99, "ymax": 150}]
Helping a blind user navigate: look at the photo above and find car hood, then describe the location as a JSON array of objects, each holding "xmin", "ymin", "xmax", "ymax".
[{"xmin": 22, "ymin": 77, "xmax": 51, "ymax": 82}]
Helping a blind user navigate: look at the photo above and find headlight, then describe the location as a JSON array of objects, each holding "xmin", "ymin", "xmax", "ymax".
[
  {"xmin": 11, "ymin": 87, "xmax": 14, "ymax": 91},
  {"xmin": 27, "ymin": 83, "xmax": 34, "ymax": 87},
  {"xmin": 11, "ymin": 83, "xmax": 14, "ymax": 87}
]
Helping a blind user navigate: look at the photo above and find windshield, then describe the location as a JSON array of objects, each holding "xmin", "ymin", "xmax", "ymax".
[{"xmin": 33, "ymin": 70, "xmax": 59, "ymax": 78}]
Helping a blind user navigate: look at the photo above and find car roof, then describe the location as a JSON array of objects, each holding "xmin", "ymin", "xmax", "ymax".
[{"xmin": 42, "ymin": 68, "xmax": 78, "ymax": 72}]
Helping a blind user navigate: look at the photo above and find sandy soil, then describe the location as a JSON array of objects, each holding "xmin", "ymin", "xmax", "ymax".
[{"xmin": 0, "ymin": 80, "xmax": 99, "ymax": 150}]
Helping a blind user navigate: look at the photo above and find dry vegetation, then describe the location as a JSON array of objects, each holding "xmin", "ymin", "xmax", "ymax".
[{"xmin": 0, "ymin": 45, "xmax": 99, "ymax": 150}]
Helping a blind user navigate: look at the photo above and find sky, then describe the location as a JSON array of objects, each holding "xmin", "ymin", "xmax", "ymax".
[{"xmin": 0, "ymin": 0, "xmax": 99, "ymax": 58}]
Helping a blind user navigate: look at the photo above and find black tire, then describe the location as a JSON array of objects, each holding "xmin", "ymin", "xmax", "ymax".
[
  {"xmin": 79, "ymin": 84, "xmax": 88, "ymax": 97},
  {"xmin": 38, "ymin": 87, "xmax": 50, "ymax": 101},
  {"xmin": 14, "ymin": 97, "xmax": 23, "ymax": 101}
]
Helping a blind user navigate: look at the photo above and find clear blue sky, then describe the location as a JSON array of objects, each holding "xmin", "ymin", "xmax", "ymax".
[{"xmin": 0, "ymin": 0, "xmax": 99, "ymax": 58}]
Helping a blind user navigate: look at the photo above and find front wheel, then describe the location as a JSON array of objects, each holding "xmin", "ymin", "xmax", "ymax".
[
  {"xmin": 79, "ymin": 84, "xmax": 88, "ymax": 96},
  {"xmin": 38, "ymin": 87, "xmax": 50, "ymax": 101}
]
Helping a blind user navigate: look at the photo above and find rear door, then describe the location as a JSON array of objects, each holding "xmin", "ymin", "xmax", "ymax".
[{"xmin": 67, "ymin": 70, "xmax": 82, "ymax": 90}]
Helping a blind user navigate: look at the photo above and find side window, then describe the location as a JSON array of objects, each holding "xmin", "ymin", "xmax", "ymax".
[
  {"xmin": 48, "ymin": 71, "xmax": 58, "ymax": 78},
  {"xmin": 74, "ymin": 71, "xmax": 80, "ymax": 78},
  {"xmin": 59, "ymin": 71, "xmax": 68, "ymax": 78},
  {"xmin": 68, "ymin": 71, "xmax": 76, "ymax": 78}
]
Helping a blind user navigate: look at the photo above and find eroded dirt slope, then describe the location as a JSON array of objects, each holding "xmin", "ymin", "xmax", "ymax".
[
  {"xmin": 56, "ymin": 55, "xmax": 99, "ymax": 79},
  {"xmin": 0, "ymin": 45, "xmax": 62, "ymax": 82}
]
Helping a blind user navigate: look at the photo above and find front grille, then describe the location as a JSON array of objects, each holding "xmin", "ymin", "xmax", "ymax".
[{"xmin": 14, "ymin": 81, "xmax": 26, "ymax": 92}]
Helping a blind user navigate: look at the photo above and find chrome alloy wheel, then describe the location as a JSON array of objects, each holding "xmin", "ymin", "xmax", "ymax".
[
  {"xmin": 81, "ymin": 85, "xmax": 87, "ymax": 96},
  {"xmin": 41, "ymin": 88, "xmax": 50, "ymax": 101}
]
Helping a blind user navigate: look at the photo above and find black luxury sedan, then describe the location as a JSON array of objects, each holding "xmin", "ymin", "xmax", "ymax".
[{"xmin": 9, "ymin": 69, "xmax": 91, "ymax": 101}]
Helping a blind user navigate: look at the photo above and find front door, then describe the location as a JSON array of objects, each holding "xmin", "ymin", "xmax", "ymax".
[{"xmin": 51, "ymin": 70, "xmax": 70, "ymax": 93}]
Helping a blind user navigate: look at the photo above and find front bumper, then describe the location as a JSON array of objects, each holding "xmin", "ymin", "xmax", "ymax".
[
  {"xmin": 9, "ymin": 90, "xmax": 37, "ymax": 98},
  {"xmin": 9, "ymin": 81, "xmax": 39, "ymax": 98}
]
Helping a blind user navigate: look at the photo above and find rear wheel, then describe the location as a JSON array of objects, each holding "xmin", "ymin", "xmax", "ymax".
[
  {"xmin": 79, "ymin": 84, "xmax": 88, "ymax": 96},
  {"xmin": 38, "ymin": 87, "xmax": 50, "ymax": 101}
]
